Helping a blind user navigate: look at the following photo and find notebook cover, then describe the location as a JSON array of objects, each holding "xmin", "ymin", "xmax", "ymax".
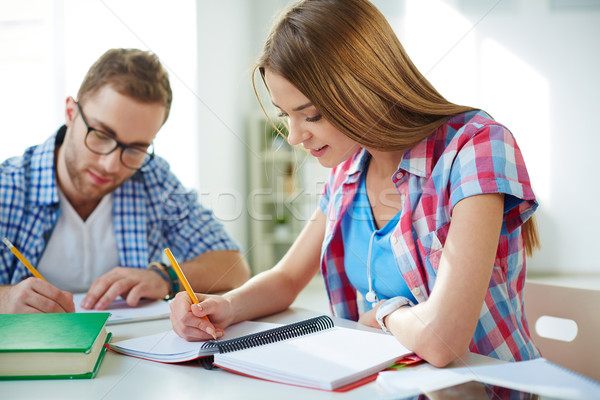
[
  {"xmin": 0, "ymin": 332, "xmax": 112, "ymax": 380},
  {"xmin": 0, "ymin": 313, "xmax": 111, "ymax": 353},
  {"xmin": 214, "ymin": 364, "xmax": 379, "ymax": 392}
]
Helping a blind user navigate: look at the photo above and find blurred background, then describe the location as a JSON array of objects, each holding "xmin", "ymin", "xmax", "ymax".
[{"xmin": 1, "ymin": 0, "xmax": 599, "ymax": 279}]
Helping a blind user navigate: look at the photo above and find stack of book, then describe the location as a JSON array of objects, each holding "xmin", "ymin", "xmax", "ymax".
[{"xmin": 0, "ymin": 313, "xmax": 111, "ymax": 380}]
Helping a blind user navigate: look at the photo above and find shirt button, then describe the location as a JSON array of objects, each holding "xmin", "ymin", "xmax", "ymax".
[
  {"xmin": 395, "ymin": 172, "xmax": 404, "ymax": 180},
  {"xmin": 412, "ymin": 287, "xmax": 421, "ymax": 296},
  {"xmin": 390, "ymin": 236, "xmax": 398, "ymax": 245}
]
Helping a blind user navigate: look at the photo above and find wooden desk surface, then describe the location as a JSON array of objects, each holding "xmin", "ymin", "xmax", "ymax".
[{"xmin": 0, "ymin": 308, "xmax": 500, "ymax": 400}]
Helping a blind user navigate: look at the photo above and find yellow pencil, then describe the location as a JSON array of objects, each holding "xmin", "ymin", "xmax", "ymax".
[
  {"xmin": 2, "ymin": 237, "xmax": 46, "ymax": 281},
  {"xmin": 164, "ymin": 248, "xmax": 217, "ymax": 340}
]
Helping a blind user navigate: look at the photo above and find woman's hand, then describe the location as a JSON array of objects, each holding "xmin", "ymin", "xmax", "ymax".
[
  {"xmin": 357, "ymin": 301, "xmax": 383, "ymax": 329},
  {"xmin": 169, "ymin": 292, "xmax": 234, "ymax": 341}
]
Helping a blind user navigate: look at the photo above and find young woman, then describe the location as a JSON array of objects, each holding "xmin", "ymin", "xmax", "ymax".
[{"xmin": 170, "ymin": 0, "xmax": 541, "ymax": 367}]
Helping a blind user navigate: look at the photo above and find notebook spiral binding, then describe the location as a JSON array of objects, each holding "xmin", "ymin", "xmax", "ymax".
[{"xmin": 201, "ymin": 315, "xmax": 334, "ymax": 354}]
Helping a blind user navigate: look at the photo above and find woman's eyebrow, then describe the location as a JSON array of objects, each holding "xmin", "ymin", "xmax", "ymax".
[
  {"xmin": 272, "ymin": 101, "xmax": 313, "ymax": 112},
  {"xmin": 292, "ymin": 101, "xmax": 313, "ymax": 111}
]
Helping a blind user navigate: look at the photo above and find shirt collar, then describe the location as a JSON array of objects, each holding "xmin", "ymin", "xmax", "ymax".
[
  {"xmin": 398, "ymin": 137, "xmax": 430, "ymax": 178},
  {"xmin": 346, "ymin": 137, "xmax": 432, "ymax": 182},
  {"xmin": 345, "ymin": 148, "xmax": 370, "ymax": 183},
  {"xmin": 28, "ymin": 127, "xmax": 64, "ymax": 206},
  {"xmin": 398, "ymin": 110, "xmax": 484, "ymax": 178},
  {"xmin": 343, "ymin": 111, "xmax": 485, "ymax": 185}
]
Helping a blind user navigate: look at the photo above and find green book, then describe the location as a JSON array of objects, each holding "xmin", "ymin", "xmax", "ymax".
[{"xmin": 0, "ymin": 313, "xmax": 111, "ymax": 380}]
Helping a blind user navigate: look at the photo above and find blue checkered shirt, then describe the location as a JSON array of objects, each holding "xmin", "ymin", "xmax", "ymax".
[{"xmin": 0, "ymin": 127, "xmax": 239, "ymax": 284}]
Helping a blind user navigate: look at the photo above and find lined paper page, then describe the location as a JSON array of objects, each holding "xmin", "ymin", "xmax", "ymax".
[
  {"xmin": 73, "ymin": 293, "xmax": 170, "ymax": 324},
  {"xmin": 214, "ymin": 326, "xmax": 412, "ymax": 390}
]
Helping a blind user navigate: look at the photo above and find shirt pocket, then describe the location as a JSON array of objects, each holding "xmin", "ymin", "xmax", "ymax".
[{"xmin": 415, "ymin": 222, "xmax": 450, "ymax": 273}]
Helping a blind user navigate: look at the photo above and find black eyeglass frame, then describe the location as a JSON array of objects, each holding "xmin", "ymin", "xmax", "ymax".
[{"xmin": 75, "ymin": 102, "xmax": 155, "ymax": 170}]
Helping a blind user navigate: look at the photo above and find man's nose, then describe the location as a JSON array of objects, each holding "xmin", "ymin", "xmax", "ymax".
[{"xmin": 98, "ymin": 149, "xmax": 122, "ymax": 173}]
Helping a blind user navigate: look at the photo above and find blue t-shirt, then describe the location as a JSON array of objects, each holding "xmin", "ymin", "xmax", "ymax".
[{"xmin": 341, "ymin": 169, "xmax": 416, "ymax": 306}]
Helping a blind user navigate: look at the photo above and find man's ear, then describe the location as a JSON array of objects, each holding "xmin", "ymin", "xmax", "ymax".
[{"xmin": 65, "ymin": 97, "xmax": 77, "ymax": 126}]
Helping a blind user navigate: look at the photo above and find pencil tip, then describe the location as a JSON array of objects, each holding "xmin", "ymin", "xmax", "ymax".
[{"xmin": 2, "ymin": 237, "xmax": 12, "ymax": 248}]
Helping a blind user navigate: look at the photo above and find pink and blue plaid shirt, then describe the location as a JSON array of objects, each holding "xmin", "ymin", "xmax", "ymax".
[{"xmin": 318, "ymin": 110, "xmax": 540, "ymax": 362}]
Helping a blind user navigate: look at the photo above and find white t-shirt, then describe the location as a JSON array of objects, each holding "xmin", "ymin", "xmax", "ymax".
[{"xmin": 37, "ymin": 190, "xmax": 120, "ymax": 292}]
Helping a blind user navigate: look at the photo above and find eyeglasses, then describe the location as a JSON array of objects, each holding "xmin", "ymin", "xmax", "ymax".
[{"xmin": 76, "ymin": 102, "xmax": 154, "ymax": 170}]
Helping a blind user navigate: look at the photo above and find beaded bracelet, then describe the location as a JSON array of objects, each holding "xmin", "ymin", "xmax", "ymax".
[
  {"xmin": 148, "ymin": 262, "xmax": 176, "ymax": 300},
  {"xmin": 163, "ymin": 263, "xmax": 180, "ymax": 294}
]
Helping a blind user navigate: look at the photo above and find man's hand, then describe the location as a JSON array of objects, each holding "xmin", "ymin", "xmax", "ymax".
[
  {"xmin": 0, "ymin": 277, "xmax": 75, "ymax": 313},
  {"xmin": 81, "ymin": 267, "xmax": 170, "ymax": 310}
]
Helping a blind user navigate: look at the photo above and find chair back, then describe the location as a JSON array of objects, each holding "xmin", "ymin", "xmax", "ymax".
[{"xmin": 524, "ymin": 281, "xmax": 600, "ymax": 382}]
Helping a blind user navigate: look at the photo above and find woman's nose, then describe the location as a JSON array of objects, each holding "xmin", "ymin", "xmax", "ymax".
[{"xmin": 286, "ymin": 119, "xmax": 310, "ymax": 146}]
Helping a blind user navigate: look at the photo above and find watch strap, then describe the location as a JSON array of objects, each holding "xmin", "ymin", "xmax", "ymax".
[{"xmin": 376, "ymin": 296, "xmax": 414, "ymax": 333}]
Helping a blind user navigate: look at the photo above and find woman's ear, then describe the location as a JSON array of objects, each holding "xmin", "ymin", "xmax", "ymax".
[{"xmin": 65, "ymin": 96, "xmax": 77, "ymax": 126}]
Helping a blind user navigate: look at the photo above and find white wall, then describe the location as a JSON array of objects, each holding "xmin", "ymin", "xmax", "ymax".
[
  {"xmin": 194, "ymin": 1, "xmax": 267, "ymax": 251},
  {"xmin": 249, "ymin": 0, "xmax": 600, "ymax": 274},
  {"xmin": 0, "ymin": 0, "xmax": 285, "ymax": 252},
  {"xmin": 371, "ymin": 0, "xmax": 600, "ymax": 274},
  {"xmin": 0, "ymin": 0, "xmax": 198, "ymax": 190}
]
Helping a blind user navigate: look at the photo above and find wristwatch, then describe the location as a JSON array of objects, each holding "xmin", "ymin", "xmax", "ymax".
[{"xmin": 375, "ymin": 296, "xmax": 414, "ymax": 333}]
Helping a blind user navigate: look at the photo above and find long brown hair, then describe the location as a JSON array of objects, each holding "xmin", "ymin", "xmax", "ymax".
[{"xmin": 253, "ymin": 0, "xmax": 539, "ymax": 254}]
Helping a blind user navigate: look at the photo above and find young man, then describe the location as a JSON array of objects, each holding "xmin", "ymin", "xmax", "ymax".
[{"xmin": 0, "ymin": 48, "xmax": 250, "ymax": 313}]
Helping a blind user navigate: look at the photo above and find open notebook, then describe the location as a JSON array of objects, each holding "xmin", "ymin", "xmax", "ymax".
[
  {"xmin": 109, "ymin": 315, "xmax": 413, "ymax": 391},
  {"xmin": 73, "ymin": 293, "xmax": 171, "ymax": 325},
  {"xmin": 108, "ymin": 320, "xmax": 279, "ymax": 362}
]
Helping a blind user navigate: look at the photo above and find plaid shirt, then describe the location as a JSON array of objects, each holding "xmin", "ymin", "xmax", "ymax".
[
  {"xmin": 0, "ymin": 127, "xmax": 239, "ymax": 284},
  {"xmin": 319, "ymin": 110, "xmax": 540, "ymax": 362}
]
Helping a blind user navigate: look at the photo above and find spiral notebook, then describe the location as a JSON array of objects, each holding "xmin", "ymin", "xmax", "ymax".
[
  {"xmin": 108, "ymin": 319, "xmax": 280, "ymax": 362},
  {"xmin": 109, "ymin": 315, "xmax": 412, "ymax": 391}
]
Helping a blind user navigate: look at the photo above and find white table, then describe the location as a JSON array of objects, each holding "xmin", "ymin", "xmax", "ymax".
[{"xmin": 1, "ymin": 307, "xmax": 501, "ymax": 400}]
